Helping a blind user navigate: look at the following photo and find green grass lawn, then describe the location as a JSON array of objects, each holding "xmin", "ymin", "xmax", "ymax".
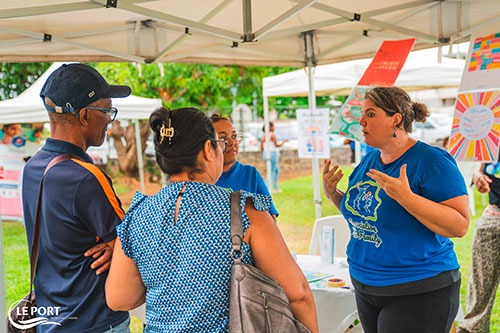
[{"xmin": 2, "ymin": 169, "xmax": 499, "ymax": 332}]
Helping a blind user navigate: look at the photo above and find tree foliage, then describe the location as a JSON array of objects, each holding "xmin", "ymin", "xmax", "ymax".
[
  {"xmin": 0, "ymin": 61, "xmax": 308, "ymax": 176},
  {"xmin": 0, "ymin": 63, "xmax": 51, "ymax": 99},
  {"xmin": 93, "ymin": 62, "xmax": 297, "ymax": 117}
]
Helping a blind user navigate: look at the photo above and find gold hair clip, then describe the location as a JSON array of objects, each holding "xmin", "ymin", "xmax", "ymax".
[{"xmin": 159, "ymin": 119, "xmax": 174, "ymax": 144}]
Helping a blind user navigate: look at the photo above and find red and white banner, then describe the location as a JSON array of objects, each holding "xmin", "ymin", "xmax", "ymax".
[{"xmin": 330, "ymin": 38, "xmax": 415, "ymax": 141}]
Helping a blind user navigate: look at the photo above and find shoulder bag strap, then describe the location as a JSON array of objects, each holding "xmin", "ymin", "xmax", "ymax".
[
  {"xmin": 230, "ymin": 191, "xmax": 243, "ymax": 264},
  {"xmin": 29, "ymin": 153, "xmax": 80, "ymax": 291}
]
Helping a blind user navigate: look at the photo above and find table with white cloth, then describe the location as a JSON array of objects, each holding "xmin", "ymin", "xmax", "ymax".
[{"xmin": 297, "ymin": 254, "xmax": 358, "ymax": 333}]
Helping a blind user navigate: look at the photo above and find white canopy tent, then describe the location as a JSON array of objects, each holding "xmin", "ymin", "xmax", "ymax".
[
  {"xmin": 263, "ymin": 46, "xmax": 466, "ymax": 98},
  {"xmin": 0, "ymin": 1, "xmax": 497, "ymax": 67}
]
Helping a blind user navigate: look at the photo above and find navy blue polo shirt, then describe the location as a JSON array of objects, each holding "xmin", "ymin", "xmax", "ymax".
[{"xmin": 22, "ymin": 138, "xmax": 128, "ymax": 332}]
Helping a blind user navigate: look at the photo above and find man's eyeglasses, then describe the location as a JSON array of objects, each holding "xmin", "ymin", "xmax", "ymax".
[
  {"xmin": 219, "ymin": 133, "xmax": 243, "ymax": 143},
  {"xmin": 212, "ymin": 139, "xmax": 227, "ymax": 153},
  {"xmin": 86, "ymin": 106, "xmax": 118, "ymax": 121}
]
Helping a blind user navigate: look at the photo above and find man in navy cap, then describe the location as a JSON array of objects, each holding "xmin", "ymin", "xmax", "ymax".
[{"xmin": 21, "ymin": 63, "xmax": 131, "ymax": 332}]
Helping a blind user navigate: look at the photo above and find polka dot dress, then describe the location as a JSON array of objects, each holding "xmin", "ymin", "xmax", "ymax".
[{"xmin": 117, "ymin": 182, "xmax": 272, "ymax": 333}]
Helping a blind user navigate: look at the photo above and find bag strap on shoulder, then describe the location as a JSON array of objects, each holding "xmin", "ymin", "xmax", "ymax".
[
  {"xmin": 29, "ymin": 153, "xmax": 81, "ymax": 291},
  {"xmin": 230, "ymin": 191, "xmax": 243, "ymax": 264}
]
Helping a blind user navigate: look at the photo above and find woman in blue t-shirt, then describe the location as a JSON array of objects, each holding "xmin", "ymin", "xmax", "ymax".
[
  {"xmin": 105, "ymin": 107, "xmax": 318, "ymax": 333},
  {"xmin": 323, "ymin": 86, "xmax": 469, "ymax": 333}
]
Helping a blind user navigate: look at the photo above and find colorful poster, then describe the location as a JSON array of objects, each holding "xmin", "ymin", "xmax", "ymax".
[
  {"xmin": 459, "ymin": 32, "xmax": 500, "ymax": 92},
  {"xmin": 448, "ymin": 90, "xmax": 500, "ymax": 161},
  {"xmin": 358, "ymin": 38, "xmax": 416, "ymax": 86},
  {"xmin": 0, "ymin": 140, "xmax": 40, "ymax": 220},
  {"xmin": 330, "ymin": 39, "xmax": 415, "ymax": 141},
  {"xmin": 296, "ymin": 108, "xmax": 330, "ymax": 159},
  {"xmin": 329, "ymin": 86, "xmax": 368, "ymax": 141},
  {"xmin": 450, "ymin": 25, "xmax": 500, "ymax": 161}
]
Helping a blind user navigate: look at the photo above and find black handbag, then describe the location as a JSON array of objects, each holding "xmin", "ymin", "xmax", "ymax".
[
  {"xmin": 7, "ymin": 154, "xmax": 75, "ymax": 332},
  {"xmin": 228, "ymin": 191, "xmax": 311, "ymax": 333}
]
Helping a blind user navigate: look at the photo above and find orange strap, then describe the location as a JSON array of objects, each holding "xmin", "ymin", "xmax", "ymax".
[{"xmin": 71, "ymin": 159, "xmax": 125, "ymax": 220}]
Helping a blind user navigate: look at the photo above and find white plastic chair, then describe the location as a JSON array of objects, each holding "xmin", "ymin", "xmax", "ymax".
[
  {"xmin": 336, "ymin": 310, "xmax": 364, "ymax": 333},
  {"xmin": 309, "ymin": 215, "xmax": 350, "ymax": 258}
]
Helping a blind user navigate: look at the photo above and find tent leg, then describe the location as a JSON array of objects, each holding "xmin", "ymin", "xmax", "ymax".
[
  {"xmin": 0, "ymin": 217, "xmax": 5, "ymax": 324},
  {"xmin": 263, "ymin": 95, "xmax": 272, "ymax": 191},
  {"xmin": 304, "ymin": 31, "xmax": 322, "ymax": 220},
  {"xmin": 135, "ymin": 120, "xmax": 146, "ymax": 193}
]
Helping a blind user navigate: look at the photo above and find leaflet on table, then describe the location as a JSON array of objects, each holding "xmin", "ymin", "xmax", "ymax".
[{"xmin": 303, "ymin": 270, "xmax": 335, "ymax": 283}]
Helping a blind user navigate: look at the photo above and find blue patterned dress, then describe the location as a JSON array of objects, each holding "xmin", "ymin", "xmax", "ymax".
[{"xmin": 117, "ymin": 181, "xmax": 272, "ymax": 333}]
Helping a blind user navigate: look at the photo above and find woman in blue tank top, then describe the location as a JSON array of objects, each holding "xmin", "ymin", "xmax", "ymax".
[{"xmin": 323, "ymin": 86, "xmax": 469, "ymax": 333}]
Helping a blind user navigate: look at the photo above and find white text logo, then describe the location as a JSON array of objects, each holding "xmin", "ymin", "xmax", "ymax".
[{"xmin": 8, "ymin": 299, "xmax": 62, "ymax": 330}]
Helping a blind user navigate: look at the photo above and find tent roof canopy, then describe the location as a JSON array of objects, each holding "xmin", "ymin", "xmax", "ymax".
[{"xmin": 0, "ymin": 1, "xmax": 498, "ymax": 66}]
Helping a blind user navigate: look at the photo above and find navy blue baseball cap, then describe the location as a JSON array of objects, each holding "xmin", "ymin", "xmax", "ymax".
[{"xmin": 40, "ymin": 63, "xmax": 131, "ymax": 114}]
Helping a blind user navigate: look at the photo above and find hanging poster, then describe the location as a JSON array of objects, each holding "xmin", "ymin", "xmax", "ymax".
[
  {"xmin": 296, "ymin": 108, "xmax": 330, "ymax": 158},
  {"xmin": 0, "ymin": 137, "xmax": 39, "ymax": 220},
  {"xmin": 330, "ymin": 38, "xmax": 415, "ymax": 141},
  {"xmin": 448, "ymin": 89, "xmax": 500, "ymax": 161},
  {"xmin": 449, "ymin": 26, "xmax": 500, "ymax": 161},
  {"xmin": 329, "ymin": 86, "xmax": 369, "ymax": 141}
]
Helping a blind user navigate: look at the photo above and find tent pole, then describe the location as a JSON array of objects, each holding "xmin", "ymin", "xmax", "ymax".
[
  {"xmin": 134, "ymin": 120, "xmax": 145, "ymax": 193},
  {"xmin": 263, "ymin": 94, "xmax": 272, "ymax": 191},
  {"xmin": 304, "ymin": 31, "xmax": 322, "ymax": 220},
  {"xmin": 0, "ymin": 216, "xmax": 5, "ymax": 326}
]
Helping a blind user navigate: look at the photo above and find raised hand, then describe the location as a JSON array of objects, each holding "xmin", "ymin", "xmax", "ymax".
[
  {"xmin": 366, "ymin": 164, "xmax": 412, "ymax": 202},
  {"xmin": 322, "ymin": 160, "xmax": 343, "ymax": 199}
]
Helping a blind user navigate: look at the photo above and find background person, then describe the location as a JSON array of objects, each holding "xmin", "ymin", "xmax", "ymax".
[
  {"xmin": 343, "ymin": 138, "xmax": 356, "ymax": 165},
  {"xmin": 322, "ymin": 86, "xmax": 469, "ymax": 333},
  {"xmin": 260, "ymin": 121, "xmax": 288, "ymax": 193},
  {"xmin": 457, "ymin": 162, "xmax": 500, "ymax": 333},
  {"xmin": 1, "ymin": 123, "xmax": 22, "ymax": 144},
  {"xmin": 22, "ymin": 63, "xmax": 131, "ymax": 332},
  {"xmin": 211, "ymin": 114, "xmax": 279, "ymax": 219},
  {"xmin": 105, "ymin": 107, "xmax": 318, "ymax": 333}
]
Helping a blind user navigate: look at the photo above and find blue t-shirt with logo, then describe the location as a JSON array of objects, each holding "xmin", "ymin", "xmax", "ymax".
[
  {"xmin": 216, "ymin": 161, "xmax": 279, "ymax": 216},
  {"xmin": 340, "ymin": 141, "xmax": 467, "ymax": 286}
]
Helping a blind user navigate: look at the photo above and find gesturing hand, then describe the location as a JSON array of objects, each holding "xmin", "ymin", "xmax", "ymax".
[
  {"xmin": 366, "ymin": 164, "xmax": 412, "ymax": 202},
  {"xmin": 322, "ymin": 160, "xmax": 343, "ymax": 198}
]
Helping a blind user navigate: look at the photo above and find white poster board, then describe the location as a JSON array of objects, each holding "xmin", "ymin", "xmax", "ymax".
[{"xmin": 296, "ymin": 108, "xmax": 330, "ymax": 159}]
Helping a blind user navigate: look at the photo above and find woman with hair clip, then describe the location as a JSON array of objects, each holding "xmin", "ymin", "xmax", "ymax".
[
  {"xmin": 105, "ymin": 107, "xmax": 318, "ymax": 333},
  {"xmin": 322, "ymin": 86, "xmax": 470, "ymax": 333}
]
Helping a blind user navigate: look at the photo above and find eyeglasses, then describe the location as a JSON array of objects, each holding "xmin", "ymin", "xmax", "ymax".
[
  {"xmin": 219, "ymin": 133, "xmax": 243, "ymax": 143},
  {"xmin": 85, "ymin": 106, "xmax": 118, "ymax": 122},
  {"xmin": 212, "ymin": 139, "xmax": 227, "ymax": 153}
]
